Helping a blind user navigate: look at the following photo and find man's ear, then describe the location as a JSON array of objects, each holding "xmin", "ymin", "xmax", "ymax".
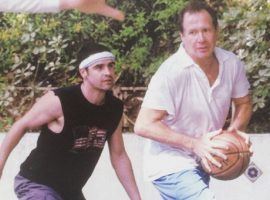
[
  {"xmin": 79, "ymin": 68, "xmax": 87, "ymax": 79},
  {"xmin": 216, "ymin": 27, "xmax": 219, "ymax": 37},
  {"xmin": 179, "ymin": 32, "xmax": 183, "ymax": 40}
]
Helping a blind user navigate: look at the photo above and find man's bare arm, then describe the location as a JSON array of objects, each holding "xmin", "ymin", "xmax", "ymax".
[
  {"xmin": 108, "ymin": 118, "xmax": 141, "ymax": 200},
  {"xmin": 0, "ymin": 0, "xmax": 124, "ymax": 21},
  {"xmin": 134, "ymin": 107, "xmax": 227, "ymax": 171},
  {"xmin": 60, "ymin": 0, "xmax": 124, "ymax": 21},
  {"xmin": 230, "ymin": 94, "xmax": 252, "ymax": 131},
  {"xmin": 0, "ymin": 91, "xmax": 62, "ymax": 178}
]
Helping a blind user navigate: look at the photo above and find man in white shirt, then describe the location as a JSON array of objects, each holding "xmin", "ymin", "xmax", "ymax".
[
  {"xmin": 134, "ymin": 1, "xmax": 252, "ymax": 200},
  {"xmin": 0, "ymin": 0, "xmax": 124, "ymax": 21}
]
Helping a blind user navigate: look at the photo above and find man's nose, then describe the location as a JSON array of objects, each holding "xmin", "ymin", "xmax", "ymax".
[
  {"xmin": 197, "ymin": 32, "xmax": 205, "ymax": 42},
  {"xmin": 103, "ymin": 66, "xmax": 114, "ymax": 75}
]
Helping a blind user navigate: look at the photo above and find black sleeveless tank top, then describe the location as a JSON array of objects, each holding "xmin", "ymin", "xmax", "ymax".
[{"xmin": 19, "ymin": 84, "xmax": 123, "ymax": 199}]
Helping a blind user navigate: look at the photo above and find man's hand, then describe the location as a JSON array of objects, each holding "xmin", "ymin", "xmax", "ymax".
[
  {"xmin": 227, "ymin": 127, "xmax": 253, "ymax": 155},
  {"xmin": 61, "ymin": 0, "xmax": 125, "ymax": 21},
  {"xmin": 192, "ymin": 129, "xmax": 228, "ymax": 172}
]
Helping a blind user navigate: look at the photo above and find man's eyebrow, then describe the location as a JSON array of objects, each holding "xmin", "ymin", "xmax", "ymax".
[{"xmin": 92, "ymin": 61, "xmax": 115, "ymax": 68}]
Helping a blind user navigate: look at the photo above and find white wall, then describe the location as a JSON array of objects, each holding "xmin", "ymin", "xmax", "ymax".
[
  {"xmin": 0, "ymin": 133, "xmax": 269, "ymax": 200},
  {"xmin": 0, "ymin": 133, "xmax": 160, "ymax": 200},
  {"xmin": 210, "ymin": 134, "xmax": 270, "ymax": 200}
]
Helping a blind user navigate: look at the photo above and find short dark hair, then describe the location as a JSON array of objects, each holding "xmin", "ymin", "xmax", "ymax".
[
  {"xmin": 77, "ymin": 43, "xmax": 111, "ymax": 63},
  {"xmin": 178, "ymin": 0, "xmax": 218, "ymax": 33}
]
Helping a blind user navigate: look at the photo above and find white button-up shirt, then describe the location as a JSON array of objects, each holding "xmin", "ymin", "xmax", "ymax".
[
  {"xmin": 0, "ymin": 0, "xmax": 60, "ymax": 13},
  {"xmin": 141, "ymin": 44, "xmax": 250, "ymax": 181}
]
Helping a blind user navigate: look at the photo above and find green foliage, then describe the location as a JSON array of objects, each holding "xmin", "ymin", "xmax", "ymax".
[
  {"xmin": 219, "ymin": 0, "xmax": 270, "ymax": 131},
  {"xmin": 0, "ymin": 0, "xmax": 269, "ymax": 132},
  {"xmin": 0, "ymin": 0, "xmax": 187, "ymax": 130},
  {"xmin": 0, "ymin": 13, "xmax": 78, "ymax": 125}
]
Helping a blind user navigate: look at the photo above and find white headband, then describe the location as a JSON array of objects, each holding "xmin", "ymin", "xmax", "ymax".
[{"xmin": 79, "ymin": 51, "xmax": 115, "ymax": 69}]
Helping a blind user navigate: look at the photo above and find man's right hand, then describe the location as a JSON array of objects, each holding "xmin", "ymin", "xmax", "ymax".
[
  {"xmin": 192, "ymin": 129, "xmax": 228, "ymax": 172},
  {"xmin": 61, "ymin": 0, "xmax": 125, "ymax": 21}
]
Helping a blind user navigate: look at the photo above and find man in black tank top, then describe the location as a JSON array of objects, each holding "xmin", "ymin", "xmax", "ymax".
[{"xmin": 0, "ymin": 44, "xmax": 141, "ymax": 200}]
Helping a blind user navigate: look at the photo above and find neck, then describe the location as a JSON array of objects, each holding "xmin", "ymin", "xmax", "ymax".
[
  {"xmin": 195, "ymin": 55, "xmax": 217, "ymax": 71},
  {"xmin": 80, "ymin": 83, "xmax": 106, "ymax": 105},
  {"xmin": 195, "ymin": 55, "xmax": 219, "ymax": 86}
]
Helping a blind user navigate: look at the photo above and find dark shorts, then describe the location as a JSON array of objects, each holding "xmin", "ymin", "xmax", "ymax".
[{"xmin": 14, "ymin": 174, "xmax": 63, "ymax": 200}]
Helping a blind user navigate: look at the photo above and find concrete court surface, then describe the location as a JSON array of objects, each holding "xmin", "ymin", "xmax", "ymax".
[{"xmin": 0, "ymin": 133, "xmax": 269, "ymax": 200}]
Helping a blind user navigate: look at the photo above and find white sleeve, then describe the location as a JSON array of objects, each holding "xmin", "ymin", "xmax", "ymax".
[
  {"xmin": 232, "ymin": 59, "xmax": 250, "ymax": 98},
  {"xmin": 0, "ymin": 0, "xmax": 60, "ymax": 13},
  {"xmin": 142, "ymin": 67, "xmax": 176, "ymax": 116}
]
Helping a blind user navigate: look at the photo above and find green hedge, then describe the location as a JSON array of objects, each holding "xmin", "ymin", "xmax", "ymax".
[
  {"xmin": 0, "ymin": 0, "xmax": 187, "ymax": 129},
  {"xmin": 219, "ymin": 0, "xmax": 270, "ymax": 132},
  {"xmin": 0, "ymin": 0, "xmax": 269, "ymax": 132}
]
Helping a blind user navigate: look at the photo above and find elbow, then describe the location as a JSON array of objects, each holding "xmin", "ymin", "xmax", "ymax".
[
  {"xmin": 134, "ymin": 108, "xmax": 161, "ymax": 138},
  {"xmin": 110, "ymin": 151, "xmax": 129, "ymax": 170},
  {"xmin": 134, "ymin": 122, "xmax": 148, "ymax": 138},
  {"xmin": 12, "ymin": 119, "xmax": 29, "ymax": 133},
  {"xmin": 110, "ymin": 158, "xmax": 118, "ymax": 170}
]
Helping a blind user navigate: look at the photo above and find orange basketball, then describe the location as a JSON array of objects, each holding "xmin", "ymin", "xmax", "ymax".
[{"xmin": 201, "ymin": 130, "xmax": 251, "ymax": 180}]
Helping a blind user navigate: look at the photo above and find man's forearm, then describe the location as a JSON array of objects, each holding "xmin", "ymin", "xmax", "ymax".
[
  {"xmin": 0, "ymin": 122, "xmax": 26, "ymax": 178},
  {"xmin": 230, "ymin": 100, "xmax": 252, "ymax": 131},
  {"xmin": 0, "ymin": 0, "xmax": 124, "ymax": 21},
  {"xmin": 111, "ymin": 152, "xmax": 141, "ymax": 200},
  {"xmin": 135, "ymin": 119, "xmax": 195, "ymax": 152}
]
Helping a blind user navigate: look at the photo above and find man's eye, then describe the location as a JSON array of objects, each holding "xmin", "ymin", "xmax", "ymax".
[{"xmin": 94, "ymin": 65, "xmax": 103, "ymax": 70}]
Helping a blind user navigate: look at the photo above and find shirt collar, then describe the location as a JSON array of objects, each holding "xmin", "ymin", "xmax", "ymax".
[
  {"xmin": 175, "ymin": 44, "xmax": 194, "ymax": 68},
  {"xmin": 176, "ymin": 43, "xmax": 231, "ymax": 68}
]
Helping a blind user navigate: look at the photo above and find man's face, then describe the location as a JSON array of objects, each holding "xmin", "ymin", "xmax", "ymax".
[
  {"xmin": 81, "ymin": 59, "xmax": 116, "ymax": 91},
  {"xmin": 180, "ymin": 10, "xmax": 218, "ymax": 63}
]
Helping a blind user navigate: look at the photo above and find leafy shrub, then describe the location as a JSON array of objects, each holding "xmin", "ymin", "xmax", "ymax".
[
  {"xmin": 0, "ymin": 0, "xmax": 188, "ymax": 130},
  {"xmin": 0, "ymin": 0, "xmax": 269, "ymax": 132},
  {"xmin": 219, "ymin": 0, "xmax": 270, "ymax": 132}
]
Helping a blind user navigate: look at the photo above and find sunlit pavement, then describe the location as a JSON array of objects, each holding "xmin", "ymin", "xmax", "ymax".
[{"xmin": 0, "ymin": 133, "xmax": 269, "ymax": 200}]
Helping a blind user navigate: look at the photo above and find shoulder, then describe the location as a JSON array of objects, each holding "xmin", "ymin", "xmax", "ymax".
[
  {"xmin": 37, "ymin": 90, "xmax": 61, "ymax": 105},
  {"xmin": 215, "ymin": 47, "xmax": 242, "ymax": 63},
  {"xmin": 52, "ymin": 85, "xmax": 82, "ymax": 117},
  {"xmin": 106, "ymin": 91, "xmax": 124, "ymax": 109},
  {"xmin": 105, "ymin": 92, "xmax": 123, "ymax": 127},
  {"xmin": 160, "ymin": 52, "xmax": 185, "ymax": 71},
  {"xmin": 53, "ymin": 84, "xmax": 79, "ymax": 96},
  {"xmin": 153, "ymin": 52, "xmax": 188, "ymax": 83},
  {"xmin": 216, "ymin": 48, "xmax": 249, "ymax": 89},
  {"xmin": 29, "ymin": 90, "xmax": 62, "ymax": 118},
  {"xmin": 151, "ymin": 54, "xmax": 191, "ymax": 91},
  {"xmin": 215, "ymin": 47, "xmax": 246, "ymax": 73}
]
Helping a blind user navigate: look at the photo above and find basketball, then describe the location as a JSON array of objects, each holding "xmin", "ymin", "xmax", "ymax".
[{"xmin": 201, "ymin": 130, "xmax": 251, "ymax": 180}]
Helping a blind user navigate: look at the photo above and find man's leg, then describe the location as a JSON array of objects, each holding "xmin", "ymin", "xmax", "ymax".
[
  {"xmin": 152, "ymin": 167, "xmax": 215, "ymax": 200},
  {"xmin": 14, "ymin": 174, "xmax": 63, "ymax": 200}
]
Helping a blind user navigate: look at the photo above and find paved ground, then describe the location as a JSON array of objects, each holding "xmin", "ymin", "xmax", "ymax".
[
  {"xmin": 0, "ymin": 133, "xmax": 160, "ymax": 200},
  {"xmin": 0, "ymin": 133, "xmax": 269, "ymax": 200}
]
